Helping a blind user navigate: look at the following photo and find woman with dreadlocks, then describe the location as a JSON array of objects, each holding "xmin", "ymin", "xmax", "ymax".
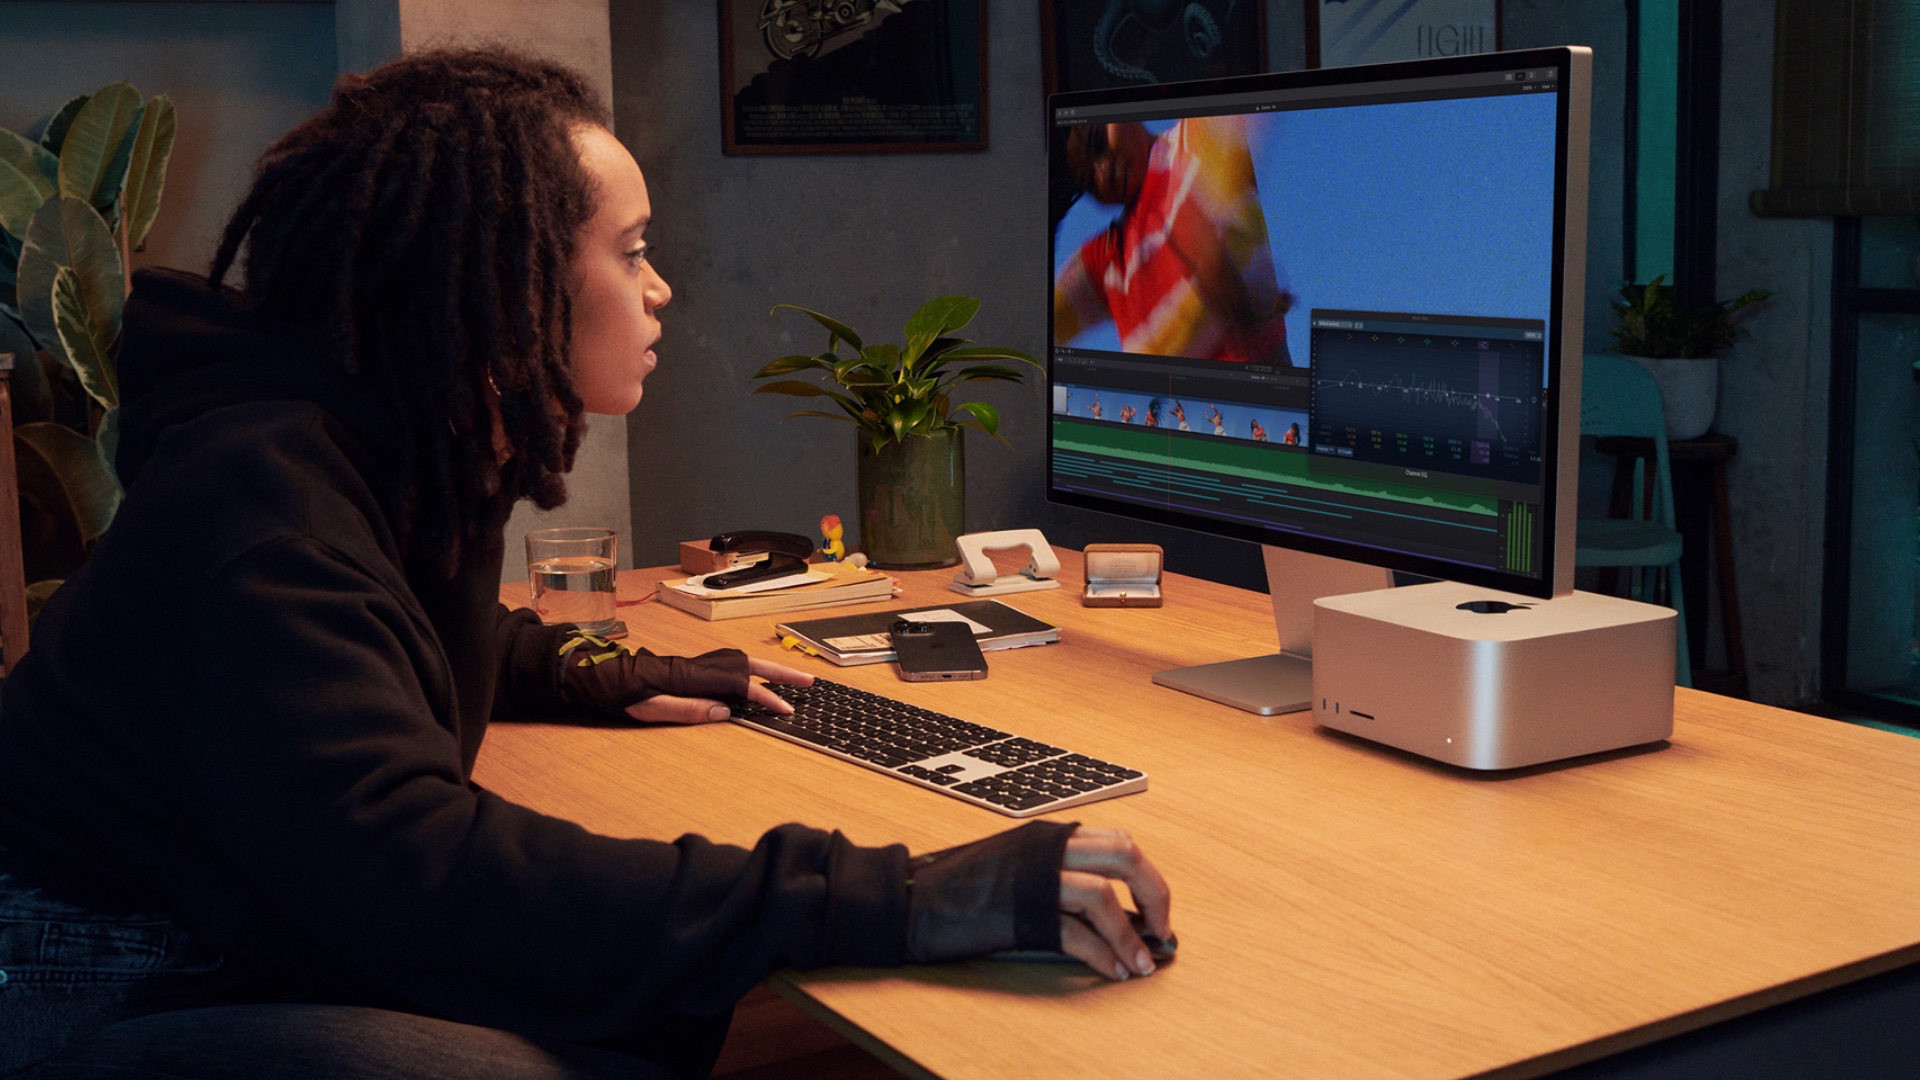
[{"xmin": 0, "ymin": 49, "xmax": 1171, "ymax": 1079}]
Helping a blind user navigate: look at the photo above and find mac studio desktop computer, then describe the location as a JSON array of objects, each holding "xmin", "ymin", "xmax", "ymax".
[{"xmin": 1046, "ymin": 46, "xmax": 1674, "ymax": 770}]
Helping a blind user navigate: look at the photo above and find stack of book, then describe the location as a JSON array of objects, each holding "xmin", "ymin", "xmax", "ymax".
[{"xmin": 658, "ymin": 561, "xmax": 896, "ymax": 621}]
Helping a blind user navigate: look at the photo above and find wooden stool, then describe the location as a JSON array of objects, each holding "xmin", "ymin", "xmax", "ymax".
[{"xmin": 1596, "ymin": 432, "xmax": 1746, "ymax": 697}]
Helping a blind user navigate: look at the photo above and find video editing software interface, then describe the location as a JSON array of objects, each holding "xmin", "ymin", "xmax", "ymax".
[{"xmin": 1048, "ymin": 60, "xmax": 1565, "ymax": 584}]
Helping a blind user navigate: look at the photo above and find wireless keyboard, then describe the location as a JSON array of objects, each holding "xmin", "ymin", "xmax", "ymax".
[{"xmin": 730, "ymin": 678, "xmax": 1147, "ymax": 817}]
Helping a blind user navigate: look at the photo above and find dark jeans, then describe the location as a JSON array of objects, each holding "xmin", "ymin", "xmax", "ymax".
[{"xmin": 0, "ymin": 872, "xmax": 709, "ymax": 1079}]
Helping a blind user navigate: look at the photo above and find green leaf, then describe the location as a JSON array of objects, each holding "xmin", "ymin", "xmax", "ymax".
[
  {"xmin": 750, "ymin": 379, "xmax": 832, "ymax": 398},
  {"xmin": 120, "ymin": 95, "xmax": 174, "ymax": 250},
  {"xmin": 18, "ymin": 197, "xmax": 121, "ymax": 362},
  {"xmin": 0, "ymin": 158, "xmax": 42, "ymax": 239},
  {"xmin": 38, "ymin": 95, "xmax": 90, "ymax": 155},
  {"xmin": 752, "ymin": 353, "xmax": 834, "ymax": 378},
  {"xmin": 53, "ymin": 265, "xmax": 118, "ymax": 410},
  {"xmin": 57, "ymin": 84, "xmax": 144, "ymax": 214},
  {"xmin": 897, "ymin": 401, "xmax": 934, "ymax": 434},
  {"xmin": 949, "ymin": 364, "xmax": 1029, "ymax": 382},
  {"xmin": 903, "ymin": 295, "xmax": 979, "ymax": 364},
  {"xmin": 928, "ymin": 343, "xmax": 1040, "ymax": 367},
  {"xmin": 771, "ymin": 302, "xmax": 863, "ymax": 352},
  {"xmin": 96, "ymin": 404, "xmax": 121, "ymax": 475},
  {"xmin": 833, "ymin": 362, "xmax": 890, "ymax": 388},
  {"xmin": 781, "ymin": 410, "xmax": 857, "ymax": 426},
  {"xmin": 951, "ymin": 400, "xmax": 1000, "ymax": 434},
  {"xmin": 15, "ymin": 420, "xmax": 122, "ymax": 542},
  {"xmin": 0, "ymin": 130, "xmax": 59, "ymax": 199},
  {"xmin": 860, "ymin": 342, "xmax": 902, "ymax": 375}
]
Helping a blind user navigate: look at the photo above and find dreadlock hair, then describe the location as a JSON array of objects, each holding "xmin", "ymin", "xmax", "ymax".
[{"xmin": 209, "ymin": 48, "xmax": 612, "ymax": 579}]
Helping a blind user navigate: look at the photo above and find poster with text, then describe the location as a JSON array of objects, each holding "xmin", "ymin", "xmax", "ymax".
[{"xmin": 1309, "ymin": 0, "xmax": 1500, "ymax": 68}]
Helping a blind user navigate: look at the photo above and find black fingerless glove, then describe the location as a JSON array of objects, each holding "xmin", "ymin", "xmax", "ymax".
[
  {"xmin": 903, "ymin": 819, "xmax": 1078, "ymax": 962},
  {"xmin": 556, "ymin": 631, "xmax": 751, "ymax": 722}
]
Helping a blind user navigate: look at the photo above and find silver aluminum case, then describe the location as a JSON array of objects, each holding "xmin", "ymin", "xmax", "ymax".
[
  {"xmin": 1545, "ymin": 46, "xmax": 1593, "ymax": 598},
  {"xmin": 1311, "ymin": 581, "xmax": 1674, "ymax": 770}
]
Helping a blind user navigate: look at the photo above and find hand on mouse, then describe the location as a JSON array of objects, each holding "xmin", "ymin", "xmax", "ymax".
[
  {"xmin": 903, "ymin": 822, "xmax": 1173, "ymax": 982},
  {"xmin": 1057, "ymin": 826, "xmax": 1173, "ymax": 980}
]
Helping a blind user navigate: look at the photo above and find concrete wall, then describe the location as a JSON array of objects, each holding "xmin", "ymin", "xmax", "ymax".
[{"xmin": 1715, "ymin": 0, "xmax": 1832, "ymax": 704}]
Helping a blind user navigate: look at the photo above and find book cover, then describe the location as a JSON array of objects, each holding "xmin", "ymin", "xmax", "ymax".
[
  {"xmin": 776, "ymin": 600, "xmax": 1060, "ymax": 666},
  {"xmin": 659, "ymin": 563, "xmax": 895, "ymax": 621}
]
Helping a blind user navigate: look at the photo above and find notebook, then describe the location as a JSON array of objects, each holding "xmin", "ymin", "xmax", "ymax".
[{"xmin": 775, "ymin": 599, "xmax": 1059, "ymax": 666}]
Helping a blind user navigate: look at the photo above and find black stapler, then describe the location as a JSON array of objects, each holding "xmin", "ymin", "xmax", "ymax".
[{"xmin": 703, "ymin": 530, "xmax": 814, "ymax": 590}]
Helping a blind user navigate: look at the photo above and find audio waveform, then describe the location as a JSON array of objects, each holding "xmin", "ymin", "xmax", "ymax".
[{"xmin": 1314, "ymin": 369, "xmax": 1529, "ymax": 443}]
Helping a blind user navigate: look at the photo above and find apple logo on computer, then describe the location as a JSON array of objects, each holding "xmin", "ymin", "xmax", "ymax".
[{"xmin": 1456, "ymin": 599, "xmax": 1532, "ymax": 614}]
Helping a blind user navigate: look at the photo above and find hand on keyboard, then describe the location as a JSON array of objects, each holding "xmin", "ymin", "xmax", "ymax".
[{"xmin": 569, "ymin": 649, "xmax": 815, "ymax": 725}]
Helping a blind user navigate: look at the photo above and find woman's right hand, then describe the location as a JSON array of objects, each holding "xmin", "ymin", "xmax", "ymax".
[{"xmin": 1057, "ymin": 826, "xmax": 1172, "ymax": 980}]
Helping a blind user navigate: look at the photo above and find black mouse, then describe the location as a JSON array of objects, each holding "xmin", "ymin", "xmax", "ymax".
[{"xmin": 987, "ymin": 909, "xmax": 1177, "ymax": 965}]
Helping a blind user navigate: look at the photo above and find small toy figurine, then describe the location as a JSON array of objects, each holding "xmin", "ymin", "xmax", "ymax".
[{"xmin": 819, "ymin": 514, "xmax": 846, "ymax": 561}]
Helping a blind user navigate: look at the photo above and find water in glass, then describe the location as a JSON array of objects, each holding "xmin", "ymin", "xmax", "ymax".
[{"xmin": 530, "ymin": 555, "xmax": 617, "ymax": 632}]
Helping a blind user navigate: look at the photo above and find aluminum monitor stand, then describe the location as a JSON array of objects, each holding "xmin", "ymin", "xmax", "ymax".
[{"xmin": 1151, "ymin": 546, "xmax": 1392, "ymax": 716}]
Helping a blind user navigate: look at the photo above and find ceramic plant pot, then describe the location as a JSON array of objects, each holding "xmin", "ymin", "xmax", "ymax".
[
  {"xmin": 856, "ymin": 427, "xmax": 965, "ymax": 569},
  {"xmin": 1621, "ymin": 353, "xmax": 1718, "ymax": 441}
]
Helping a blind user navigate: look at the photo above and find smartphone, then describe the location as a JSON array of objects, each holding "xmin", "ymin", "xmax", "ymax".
[{"xmin": 891, "ymin": 619, "xmax": 988, "ymax": 682}]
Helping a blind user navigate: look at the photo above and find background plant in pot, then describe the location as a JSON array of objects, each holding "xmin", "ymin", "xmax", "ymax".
[
  {"xmin": 1608, "ymin": 275, "xmax": 1770, "ymax": 441},
  {"xmin": 752, "ymin": 296, "xmax": 1038, "ymax": 569},
  {"xmin": 0, "ymin": 82, "xmax": 175, "ymax": 623}
]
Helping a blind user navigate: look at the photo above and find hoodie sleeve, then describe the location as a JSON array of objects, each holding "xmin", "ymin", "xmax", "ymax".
[
  {"xmin": 184, "ymin": 536, "xmax": 912, "ymax": 1041},
  {"xmin": 490, "ymin": 603, "xmax": 571, "ymax": 720}
]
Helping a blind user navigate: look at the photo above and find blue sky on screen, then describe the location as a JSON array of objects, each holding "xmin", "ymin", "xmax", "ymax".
[{"xmin": 1053, "ymin": 94, "xmax": 1559, "ymax": 366}]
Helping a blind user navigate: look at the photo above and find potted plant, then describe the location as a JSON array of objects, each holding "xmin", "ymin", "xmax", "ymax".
[
  {"xmin": 752, "ymin": 296, "xmax": 1038, "ymax": 568},
  {"xmin": 1608, "ymin": 275, "xmax": 1770, "ymax": 440},
  {"xmin": 0, "ymin": 82, "xmax": 175, "ymax": 626}
]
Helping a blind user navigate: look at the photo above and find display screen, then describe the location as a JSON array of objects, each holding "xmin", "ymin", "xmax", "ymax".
[{"xmin": 1048, "ymin": 52, "xmax": 1579, "ymax": 593}]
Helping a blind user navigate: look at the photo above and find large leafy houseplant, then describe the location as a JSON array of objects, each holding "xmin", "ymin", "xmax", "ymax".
[
  {"xmin": 0, "ymin": 82, "xmax": 176, "ymax": 607},
  {"xmin": 751, "ymin": 296, "xmax": 1038, "ymax": 567}
]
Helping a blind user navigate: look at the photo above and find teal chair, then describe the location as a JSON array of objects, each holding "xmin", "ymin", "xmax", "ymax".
[{"xmin": 1577, "ymin": 354, "xmax": 1691, "ymax": 687}]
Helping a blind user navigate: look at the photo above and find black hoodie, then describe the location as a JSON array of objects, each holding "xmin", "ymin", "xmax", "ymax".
[{"xmin": 0, "ymin": 270, "xmax": 997, "ymax": 1044}]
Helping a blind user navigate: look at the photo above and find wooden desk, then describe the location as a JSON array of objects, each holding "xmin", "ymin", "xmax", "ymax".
[{"xmin": 484, "ymin": 553, "xmax": 1920, "ymax": 1079}]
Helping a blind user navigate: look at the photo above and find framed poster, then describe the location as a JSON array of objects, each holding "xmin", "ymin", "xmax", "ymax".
[
  {"xmin": 1040, "ymin": 0, "xmax": 1266, "ymax": 96},
  {"xmin": 720, "ymin": 0, "xmax": 987, "ymax": 155},
  {"xmin": 1306, "ymin": 0, "xmax": 1501, "ymax": 69}
]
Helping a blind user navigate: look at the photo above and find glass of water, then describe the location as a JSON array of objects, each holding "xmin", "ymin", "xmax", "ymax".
[{"xmin": 526, "ymin": 527, "xmax": 619, "ymax": 634}]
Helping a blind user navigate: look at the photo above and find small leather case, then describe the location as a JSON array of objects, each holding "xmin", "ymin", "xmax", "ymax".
[{"xmin": 1082, "ymin": 543, "xmax": 1164, "ymax": 607}]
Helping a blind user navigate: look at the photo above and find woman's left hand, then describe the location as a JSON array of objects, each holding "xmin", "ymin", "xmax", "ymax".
[{"xmin": 621, "ymin": 655, "xmax": 814, "ymax": 725}]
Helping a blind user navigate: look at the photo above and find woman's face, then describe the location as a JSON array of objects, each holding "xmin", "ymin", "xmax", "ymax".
[{"xmin": 567, "ymin": 124, "xmax": 671, "ymax": 415}]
